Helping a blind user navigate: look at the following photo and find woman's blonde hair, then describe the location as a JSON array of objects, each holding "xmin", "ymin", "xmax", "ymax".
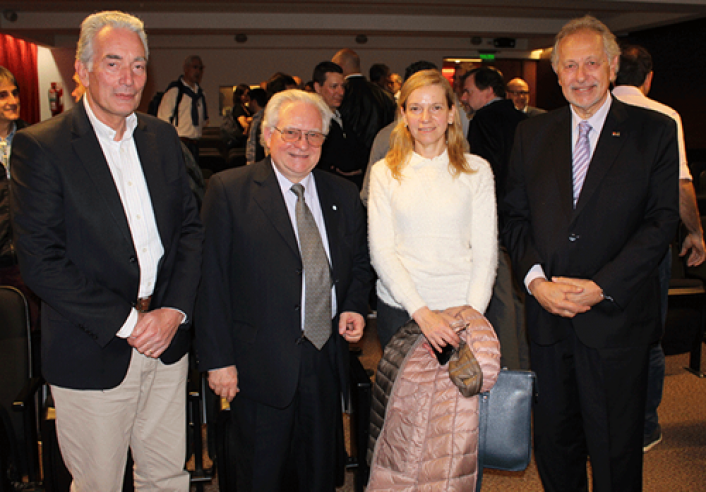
[{"xmin": 386, "ymin": 69, "xmax": 470, "ymax": 180}]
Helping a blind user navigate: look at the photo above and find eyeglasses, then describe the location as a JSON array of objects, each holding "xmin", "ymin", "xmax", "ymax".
[
  {"xmin": 273, "ymin": 127, "xmax": 327, "ymax": 147},
  {"xmin": 507, "ymin": 90, "xmax": 529, "ymax": 96}
]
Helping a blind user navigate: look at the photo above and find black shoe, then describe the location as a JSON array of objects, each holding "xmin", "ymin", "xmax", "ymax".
[{"xmin": 643, "ymin": 424, "xmax": 662, "ymax": 452}]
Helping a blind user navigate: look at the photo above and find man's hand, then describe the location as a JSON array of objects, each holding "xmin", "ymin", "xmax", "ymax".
[
  {"xmin": 529, "ymin": 278, "xmax": 591, "ymax": 318},
  {"xmin": 412, "ymin": 306, "xmax": 461, "ymax": 353},
  {"xmin": 208, "ymin": 366, "xmax": 239, "ymax": 402},
  {"xmin": 553, "ymin": 277, "xmax": 605, "ymax": 308},
  {"xmin": 339, "ymin": 311, "xmax": 365, "ymax": 343},
  {"xmin": 680, "ymin": 231, "xmax": 706, "ymax": 267},
  {"xmin": 128, "ymin": 308, "xmax": 183, "ymax": 358}
]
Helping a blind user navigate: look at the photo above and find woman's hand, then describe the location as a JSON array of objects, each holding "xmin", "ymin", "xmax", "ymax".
[{"xmin": 412, "ymin": 306, "xmax": 461, "ymax": 353}]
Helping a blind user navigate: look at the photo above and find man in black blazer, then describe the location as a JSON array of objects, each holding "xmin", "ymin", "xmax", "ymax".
[
  {"xmin": 331, "ymin": 49, "xmax": 396, "ymax": 183},
  {"xmin": 313, "ymin": 61, "xmax": 368, "ymax": 188},
  {"xmin": 196, "ymin": 89, "xmax": 373, "ymax": 491},
  {"xmin": 462, "ymin": 66, "xmax": 529, "ymax": 370},
  {"xmin": 503, "ymin": 16, "xmax": 679, "ymax": 492},
  {"xmin": 11, "ymin": 11, "xmax": 203, "ymax": 491}
]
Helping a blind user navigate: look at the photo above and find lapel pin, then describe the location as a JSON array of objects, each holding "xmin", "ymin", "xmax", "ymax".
[
  {"xmin": 612, "ymin": 131, "xmax": 620, "ymax": 137},
  {"xmin": 332, "ymin": 205, "xmax": 337, "ymax": 211}
]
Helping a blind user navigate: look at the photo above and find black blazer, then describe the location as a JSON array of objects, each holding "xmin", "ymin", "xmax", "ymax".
[
  {"xmin": 502, "ymin": 99, "xmax": 679, "ymax": 349},
  {"xmin": 195, "ymin": 159, "xmax": 373, "ymax": 408},
  {"xmin": 468, "ymin": 98, "xmax": 527, "ymax": 205},
  {"xmin": 10, "ymin": 103, "xmax": 203, "ymax": 389},
  {"xmin": 339, "ymin": 75, "xmax": 396, "ymax": 154}
]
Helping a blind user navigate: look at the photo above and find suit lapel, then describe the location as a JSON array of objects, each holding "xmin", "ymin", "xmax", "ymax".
[
  {"xmin": 252, "ymin": 159, "xmax": 300, "ymax": 257},
  {"xmin": 70, "ymin": 104, "xmax": 134, "ymax": 247},
  {"xmin": 573, "ymin": 100, "xmax": 628, "ymax": 219},
  {"xmin": 314, "ymin": 171, "xmax": 342, "ymax": 276},
  {"xmin": 549, "ymin": 108, "xmax": 574, "ymax": 222}
]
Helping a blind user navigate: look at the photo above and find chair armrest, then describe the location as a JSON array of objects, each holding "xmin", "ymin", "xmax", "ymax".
[{"xmin": 13, "ymin": 376, "xmax": 43, "ymax": 411}]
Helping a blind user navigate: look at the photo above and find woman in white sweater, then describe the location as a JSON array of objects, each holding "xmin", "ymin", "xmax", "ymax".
[{"xmin": 368, "ymin": 69, "xmax": 498, "ymax": 351}]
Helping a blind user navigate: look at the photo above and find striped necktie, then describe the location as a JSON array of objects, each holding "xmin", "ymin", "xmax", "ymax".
[{"xmin": 572, "ymin": 120, "xmax": 592, "ymax": 207}]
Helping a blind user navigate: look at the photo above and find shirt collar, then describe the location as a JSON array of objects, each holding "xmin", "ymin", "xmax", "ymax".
[
  {"xmin": 83, "ymin": 95, "xmax": 138, "ymax": 142},
  {"xmin": 570, "ymin": 92, "xmax": 612, "ymax": 133},
  {"xmin": 409, "ymin": 148, "xmax": 449, "ymax": 169},
  {"xmin": 271, "ymin": 160, "xmax": 316, "ymax": 196},
  {"xmin": 1, "ymin": 121, "xmax": 18, "ymax": 144}
]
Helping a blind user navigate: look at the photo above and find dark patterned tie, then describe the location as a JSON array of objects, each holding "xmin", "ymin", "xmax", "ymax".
[
  {"xmin": 572, "ymin": 120, "xmax": 592, "ymax": 207},
  {"xmin": 291, "ymin": 183, "xmax": 332, "ymax": 349}
]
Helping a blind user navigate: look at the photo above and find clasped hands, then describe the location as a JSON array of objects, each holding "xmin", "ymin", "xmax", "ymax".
[
  {"xmin": 128, "ymin": 308, "xmax": 183, "ymax": 358},
  {"xmin": 529, "ymin": 277, "xmax": 604, "ymax": 318},
  {"xmin": 412, "ymin": 305, "xmax": 480, "ymax": 354}
]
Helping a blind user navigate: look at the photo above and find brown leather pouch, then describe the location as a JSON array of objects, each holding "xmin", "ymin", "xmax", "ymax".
[{"xmin": 448, "ymin": 336, "xmax": 483, "ymax": 397}]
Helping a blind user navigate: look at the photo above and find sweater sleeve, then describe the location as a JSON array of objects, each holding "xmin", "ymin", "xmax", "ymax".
[
  {"xmin": 368, "ymin": 162, "xmax": 427, "ymax": 315},
  {"xmin": 465, "ymin": 157, "xmax": 498, "ymax": 313}
]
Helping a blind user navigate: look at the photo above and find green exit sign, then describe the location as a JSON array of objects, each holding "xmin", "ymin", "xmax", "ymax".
[{"xmin": 479, "ymin": 53, "xmax": 496, "ymax": 61}]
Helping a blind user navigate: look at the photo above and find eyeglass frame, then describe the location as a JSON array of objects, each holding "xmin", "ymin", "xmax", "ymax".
[
  {"xmin": 506, "ymin": 89, "xmax": 530, "ymax": 96},
  {"xmin": 273, "ymin": 126, "xmax": 328, "ymax": 147}
]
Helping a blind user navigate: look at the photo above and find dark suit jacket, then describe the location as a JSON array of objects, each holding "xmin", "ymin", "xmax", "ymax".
[
  {"xmin": 195, "ymin": 159, "xmax": 373, "ymax": 408},
  {"xmin": 502, "ymin": 99, "xmax": 679, "ymax": 349},
  {"xmin": 468, "ymin": 98, "xmax": 527, "ymax": 206},
  {"xmin": 525, "ymin": 106, "xmax": 547, "ymax": 118},
  {"xmin": 339, "ymin": 75, "xmax": 396, "ymax": 155},
  {"xmin": 10, "ymin": 103, "xmax": 203, "ymax": 389},
  {"xmin": 317, "ymin": 118, "xmax": 367, "ymax": 175}
]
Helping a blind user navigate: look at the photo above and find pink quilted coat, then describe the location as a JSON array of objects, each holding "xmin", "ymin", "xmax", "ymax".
[{"xmin": 367, "ymin": 308, "xmax": 501, "ymax": 491}]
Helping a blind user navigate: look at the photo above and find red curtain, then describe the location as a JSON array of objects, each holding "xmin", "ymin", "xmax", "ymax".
[{"xmin": 0, "ymin": 34, "xmax": 39, "ymax": 124}]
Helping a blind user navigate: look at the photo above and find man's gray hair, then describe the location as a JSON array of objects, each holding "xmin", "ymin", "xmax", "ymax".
[
  {"xmin": 260, "ymin": 90, "xmax": 333, "ymax": 151},
  {"xmin": 551, "ymin": 15, "xmax": 620, "ymax": 75},
  {"xmin": 76, "ymin": 11, "xmax": 148, "ymax": 70}
]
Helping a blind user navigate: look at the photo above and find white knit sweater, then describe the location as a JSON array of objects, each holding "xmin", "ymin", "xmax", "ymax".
[{"xmin": 368, "ymin": 150, "xmax": 498, "ymax": 316}]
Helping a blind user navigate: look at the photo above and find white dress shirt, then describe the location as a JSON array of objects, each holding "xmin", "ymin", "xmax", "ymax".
[{"xmin": 83, "ymin": 97, "xmax": 164, "ymax": 337}]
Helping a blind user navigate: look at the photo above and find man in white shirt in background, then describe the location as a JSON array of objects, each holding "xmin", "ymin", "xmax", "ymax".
[
  {"xmin": 612, "ymin": 43, "xmax": 705, "ymax": 453},
  {"xmin": 158, "ymin": 54, "xmax": 208, "ymax": 161}
]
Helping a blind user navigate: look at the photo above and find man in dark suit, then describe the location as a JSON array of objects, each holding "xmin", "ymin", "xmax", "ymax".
[
  {"xmin": 196, "ymin": 89, "xmax": 373, "ymax": 491},
  {"xmin": 312, "ymin": 61, "xmax": 367, "ymax": 186},
  {"xmin": 461, "ymin": 66, "xmax": 529, "ymax": 370},
  {"xmin": 462, "ymin": 67, "xmax": 527, "ymax": 205},
  {"xmin": 10, "ymin": 11, "xmax": 203, "ymax": 491},
  {"xmin": 502, "ymin": 16, "xmax": 679, "ymax": 492},
  {"xmin": 331, "ymin": 48, "xmax": 396, "ymax": 187},
  {"xmin": 506, "ymin": 77, "xmax": 547, "ymax": 117}
]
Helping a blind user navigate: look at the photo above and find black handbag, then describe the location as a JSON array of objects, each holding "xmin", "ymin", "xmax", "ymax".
[{"xmin": 475, "ymin": 369, "xmax": 537, "ymax": 491}]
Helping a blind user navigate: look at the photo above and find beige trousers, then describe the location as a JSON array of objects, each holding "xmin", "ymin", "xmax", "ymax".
[{"xmin": 51, "ymin": 350, "xmax": 190, "ymax": 492}]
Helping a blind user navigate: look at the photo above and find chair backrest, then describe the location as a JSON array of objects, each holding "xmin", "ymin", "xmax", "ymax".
[{"xmin": 0, "ymin": 286, "xmax": 32, "ymax": 480}]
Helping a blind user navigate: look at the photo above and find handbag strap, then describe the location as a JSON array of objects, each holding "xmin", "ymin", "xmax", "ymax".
[{"xmin": 475, "ymin": 390, "xmax": 489, "ymax": 492}]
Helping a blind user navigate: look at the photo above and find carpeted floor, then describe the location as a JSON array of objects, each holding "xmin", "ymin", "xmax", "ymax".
[{"xmin": 195, "ymin": 315, "xmax": 706, "ymax": 492}]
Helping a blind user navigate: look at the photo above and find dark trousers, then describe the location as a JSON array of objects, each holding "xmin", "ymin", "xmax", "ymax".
[
  {"xmin": 531, "ymin": 324, "xmax": 650, "ymax": 492},
  {"xmin": 376, "ymin": 299, "xmax": 410, "ymax": 350},
  {"xmin": 230, "ymin": 337, "xmax": 341, "ymax": 492},
  {"xmin": 645, "ymin": 248, "xmax": 671, "ymax": 436}
]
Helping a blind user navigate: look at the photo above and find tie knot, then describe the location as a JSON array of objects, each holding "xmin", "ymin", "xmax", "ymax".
[
  {"xmin": 579, "ymin": 120, "xmax": 592, "ymax": 137},
  {"xmin": 291, "ymin": 183, "xmax": 305, "ymax": 199}
]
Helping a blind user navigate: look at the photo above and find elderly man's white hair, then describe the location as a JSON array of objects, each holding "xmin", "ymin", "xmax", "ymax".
[{"xmin": 260, "ymin": 90, "xmax": 333, "ymax": 152}]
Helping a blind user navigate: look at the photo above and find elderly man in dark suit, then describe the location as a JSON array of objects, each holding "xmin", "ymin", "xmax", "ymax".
[
  {"xmin": 11, "ymin": 11, "xmax": 203, "ymax": 491},
  {"xmin": 503, "ymin": 15, "xmax": 679, "ymax": 492},
  {"xmin": 196, "ymin": 89, "xmax": 373, "ymax": 492}
]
